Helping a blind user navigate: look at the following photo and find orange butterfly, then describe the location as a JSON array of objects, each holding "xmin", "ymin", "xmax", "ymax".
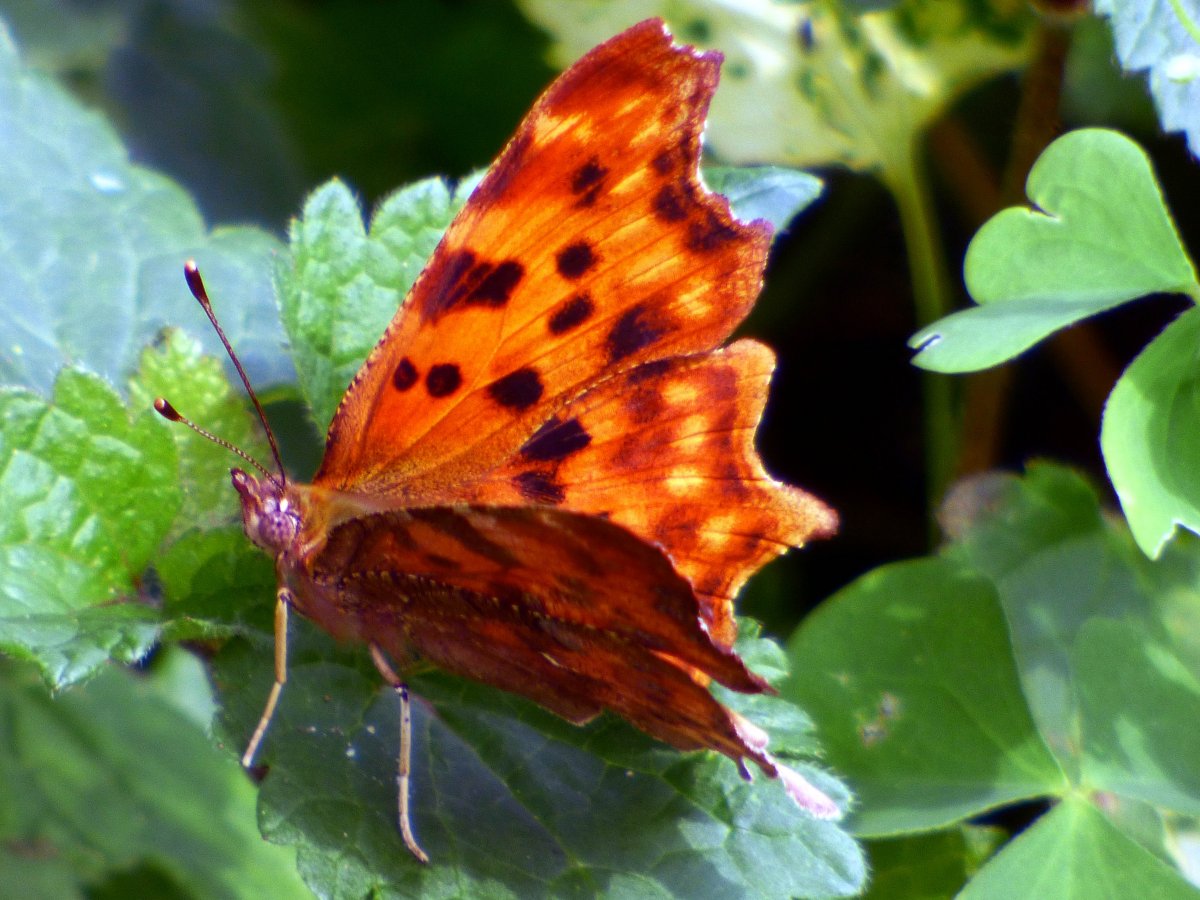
[{"xmin": 159, "ymin": 18, "xmax": 837, "ymax": 863}]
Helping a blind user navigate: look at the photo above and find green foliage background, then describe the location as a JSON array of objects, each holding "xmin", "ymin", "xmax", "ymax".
[{"xmin": 2, "ymin": 0, "xmax": 1200, "ymax": 898}]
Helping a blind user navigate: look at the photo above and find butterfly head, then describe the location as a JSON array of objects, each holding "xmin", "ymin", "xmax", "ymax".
[{"xmin": 231, "ymin": 468, "xmax": 302, "ymax": 557}]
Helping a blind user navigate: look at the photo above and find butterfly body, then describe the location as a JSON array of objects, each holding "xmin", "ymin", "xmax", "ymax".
[{"xmin": 219, "ymin": 18, "xmax": 840, "ymax": 857}]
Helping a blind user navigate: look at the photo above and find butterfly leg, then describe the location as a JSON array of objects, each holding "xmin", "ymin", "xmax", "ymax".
[
  {"xmin": 369, "ymin": 644, "xmax": 429, "ymax": 864},
  {"xmin": 242, "ymin": 588, "xmax": 291, "ymax": 768}
]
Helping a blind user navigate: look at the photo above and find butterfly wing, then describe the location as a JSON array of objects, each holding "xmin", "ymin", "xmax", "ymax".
[
  {"xmin": 286, "ymin": 503, "xmax": 775, "ymax": 766},
  {"xmin": 285, "ymin": 19, "xmax": 835, "ymax": 788},
  {"xmin": 314, "ymin": 19, "xmax": 771, "ymax": 499},
  {"xmin": 464, "ymin": 339, "xmax": 836, "ymax": 646}
]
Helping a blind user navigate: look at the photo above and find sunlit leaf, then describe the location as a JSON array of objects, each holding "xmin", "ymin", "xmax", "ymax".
[{"xmin": 911, "ymin": 130, "xmax": 1198, "ymax": 372}]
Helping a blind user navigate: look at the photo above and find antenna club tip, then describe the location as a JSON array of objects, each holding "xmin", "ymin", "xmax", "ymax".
[
  {"xmin": 154, "ymin": 397, "xmax": 182, "ymax": 422},
  {"xmin": 183, "ymin": 260, "xmax": 210, "ymax": 306}
]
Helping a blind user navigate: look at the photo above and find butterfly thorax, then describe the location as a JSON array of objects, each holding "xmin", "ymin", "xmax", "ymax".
[{"xmin": 231, "ymin": 468, "xmax": 303, "ymax": 559}]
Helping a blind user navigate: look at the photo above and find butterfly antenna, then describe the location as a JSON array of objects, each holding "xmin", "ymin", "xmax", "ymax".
[
  {"xmin": 180, "ymin": 260, "xmax": 287, "ymax": 484},
  {"xmin": 153, "ymin": 397, "xmax": 276, "ymax": 481}
]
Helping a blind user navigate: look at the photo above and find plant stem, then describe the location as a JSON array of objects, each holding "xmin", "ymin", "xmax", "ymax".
[
  {"xmin": 1168, "ymin": 0, "xmax": 1200, "ymax": 45},
  {"xmin": 883, "ymin": 138, "xmax": 958, "ymax": 521}
]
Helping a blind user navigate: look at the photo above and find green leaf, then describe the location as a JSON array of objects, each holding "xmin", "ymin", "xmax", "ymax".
[
  {"xmin": 1074, "ymin": 618, "xmax": 1200, "ymax": 817},
  {"xmin": 939, "ymin": 465, "xmax": 1200, "ymax": 842},
  {"xmin": 277, "ymin": 177, "xmax": 473, "ymax": 429},
  {"xmin": 939, "ymin": 464, "xmax": 1105, "ymax": 576},
  {"xmin": 211, "ymin": 622, "xmax": 865, "ymax": 899},
  {"xmin": 782, "ymin": 557, "xmax": 1066, "ymax": 837},
  {"xmin": 704, "ymin": 166, "xmax": 823, "ymax": 234},
  {"xmin": 0, "ymin": 369, "xmax": 176, "ymax": 688},
  {"xmin": 911, "ymin": 129, "xmax": 1199, "ymax": 372},
  {"xmin": 1095, "ymin": 0, "xmax": 1200, "ymax": 160},
  {"xmin": 1102, "ymin": 306, "xmax": 1200, "ymax": 557},
  {"xmin": 0, "ymin": 659, "xmax": 310, "ymax": 899},
  {"xmin": 714, "ymin": 623, "xmax": 826, "ymax": 761},
  {"xmin": 0, "ymin": 850, "xmax": 83, "ymax": 900},
  {"xmin": 958, "ymin": 796, "xmax": 1199, "ymax": 900},
  {"xmin": 942, "ymin": 465, "xmax": 1177, "ymax": 777},
  {"xmin": 786, "ymin": 461, "xmax": 1200, "ymax": 895},
  {"xmin": 0, "ymin": 23, "xmax": 287, "ymax": 395},
  {"xmin": 157, "ymin": 525, "xmax": 277, "ymax": 642},
  {"xmin": 517, "ymin": 2, "xmax": 1033, "ymax": 174}
]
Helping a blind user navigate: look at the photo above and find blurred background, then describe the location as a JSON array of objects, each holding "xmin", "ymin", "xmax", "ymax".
[{"xmin": 4, "ymin": 0, "xmax": 1197, "ymax": 638}]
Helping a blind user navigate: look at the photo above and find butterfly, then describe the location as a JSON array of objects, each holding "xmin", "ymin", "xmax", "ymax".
[{"xmin": 158, "ymin": 18, "xmax": 838, "ymax": 863}]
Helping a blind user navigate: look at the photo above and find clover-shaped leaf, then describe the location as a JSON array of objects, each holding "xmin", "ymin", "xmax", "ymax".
[
  {"xmin": 787, "ymin": 463, "xmax": 1200, "ymax": 895},
  {"xmin": 959, "ymin": 797, "xmax": 1198, "ymax": 899},
  {"xmin": 911, "ymin": 129, "xmax": 1198, "ymax": 372},
  {"xmin": 1102, "ymin": 306, "xmax": 1200, "ymax": 557}
]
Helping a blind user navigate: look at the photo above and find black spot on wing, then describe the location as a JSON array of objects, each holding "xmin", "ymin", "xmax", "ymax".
[
  {"xmin": 606, "ymin": 303, "xmax": 665, "ymax": 363},
  {"xmin": 520, "ymin": 416, "xmax": 592, "ymax": 462},
  {"xmin": 487, "ymin": 367, "xmax": 544, "ymax": 410},
  {"xmin": 467, "ymin": 260, "xmax": 524, "ymax": 307},
  {"xmin": 513, "ymin": 470, "xmax": 565, "ymax": 505},
  {"xmin": 425, "ymin": 363, "xmax": 462, "ymax": 397},
  {"xmin": 548, "ymin": 294, "xmax": 594, "ymax": 335},
  {"xmin": 653, "ymin": 184, "xmax": 687, "ymax": 222},
  {"xmin": 626, "ymin": 358, "xmax": 673, "ymax": 385},
  {"xmin": 392, "ymin": 357, "xmax": 418, "ymax": 391},
  {"xmin": 687, "ymin": 210, "xmax": 740, "ymax": 253},
  {"xmin": 556, "ymin": 241, "xmax": 597, "ymax": 280},
  {"xmin": 571, "ymin": 157, "xmax": 609, "ymax": 206},
  {"xmin": 421, "ymin": 250, "xmax": 523, "ymax": 319}
]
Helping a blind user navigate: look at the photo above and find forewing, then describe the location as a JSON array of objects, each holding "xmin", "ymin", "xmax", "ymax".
[{"xmin": 315, "ymin": 20, "xmax": 771, "ymax": 498}]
